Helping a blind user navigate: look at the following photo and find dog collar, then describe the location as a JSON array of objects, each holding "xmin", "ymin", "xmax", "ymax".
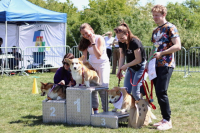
[{"xmin": 114, "ymin": 91, "xmax": 122, "ymax": 103}]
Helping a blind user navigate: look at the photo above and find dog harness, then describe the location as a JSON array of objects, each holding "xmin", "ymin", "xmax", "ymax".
[{"xmin": 47, "ymin": 84, "xmax": 56, "ymax": 100}]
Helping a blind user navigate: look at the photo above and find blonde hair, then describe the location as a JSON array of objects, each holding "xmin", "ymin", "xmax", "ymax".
[{"xmin": 151, "ymin": 5, "xmax": 167, "ymax": 15}]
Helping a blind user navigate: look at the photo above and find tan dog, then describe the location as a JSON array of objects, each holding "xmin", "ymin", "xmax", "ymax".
[
  {"xmin": 128, "ymin": 98, "xmax": 156, "ymax": 128},
  {"xmin": 65, "ymin": 55, "xmax": 99, "ymax": 87},
  {"xmin": 107, "ymin": 87, "xmax": 135, "ymax": 113},
  {"xmin": 40, "ymin": 82, "xmax": 66, "ymax": 100}
]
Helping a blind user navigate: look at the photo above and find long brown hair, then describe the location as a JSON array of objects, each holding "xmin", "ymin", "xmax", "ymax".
[
  {"xmin": 78, "ymin": 23, "xmax": 94, "ymax": 51},
  {"xmin": 114, "ymin": 22, "xmax": 140, "ymax": 49},
  {"xmin": 61, "ymin": 53, "xmax": 75, "ymax": 82}
]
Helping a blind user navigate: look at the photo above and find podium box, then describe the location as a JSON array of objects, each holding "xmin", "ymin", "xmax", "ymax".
[
  {"xmin": 91, "ymin": 112, "xmax": 129, "ymax": 129},
  {"xmin": 42, "ymin": 99, "xmax": 66, "ymax": 123},
  {"xmin": 66, "ymin": 86, "xmax": 108, "ymax": 125}
]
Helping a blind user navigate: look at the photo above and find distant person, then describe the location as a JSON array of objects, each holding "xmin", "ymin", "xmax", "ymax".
[
  {"xmin": 145, "ymin": 5, "xmax": 181, "ymax": 130},
  {"xmin": 102, "ymin": 31, "xmax": 115, "ymax": 61},
  {"xmin": 54, "ymin": 53, "xmax": 76, "ymax": 86},
  {"xmin": 111, "ymin": 35, "xmax": 120, "ymax": 74},
  {"xmin": 9, "ymin": 46, "xmax": 23, "ymax": 70}
]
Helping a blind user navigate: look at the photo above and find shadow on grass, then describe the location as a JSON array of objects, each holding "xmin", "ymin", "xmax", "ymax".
[
  {"xmin": 9, "ymin": 115, "xmax": 74, "ymax": 127},
  {"xmin": 8, "ymin": 115, "xmax": 102, "ymax": 128},
  {"xmin": 9, "ymin": 115, "xmax": 157, "ymax": 130}
]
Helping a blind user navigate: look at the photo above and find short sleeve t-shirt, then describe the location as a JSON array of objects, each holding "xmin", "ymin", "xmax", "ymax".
[
  {"xmin": 151, "ymin": 22, "xmax": 180, "ymax": 68},
  {"xmin": 119, "ymin": 38, "xmax": 146, "ymax": 71}
]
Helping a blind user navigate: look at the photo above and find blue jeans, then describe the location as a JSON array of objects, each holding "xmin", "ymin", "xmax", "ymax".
[{"xmin": 124, "ymin": 61, "xmax": 146, "ymax": 101}]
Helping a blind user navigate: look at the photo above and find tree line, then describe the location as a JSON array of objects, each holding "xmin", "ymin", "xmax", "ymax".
[{"xmin": 28, "ymin": 0, "xmax": 200, "ymax": 49}]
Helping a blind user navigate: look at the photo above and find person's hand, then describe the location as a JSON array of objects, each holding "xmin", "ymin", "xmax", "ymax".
[
  {"xmin": 153, "ymin": 52, "xmax": 162, "ymax": 59},
  {"xmin": 88, "ymin": 33, "xmax": 95, "ymax": 44},
  {"xmin": 120, "ymin": 64, "xmax": 128, "ymax": 71},
  {"xmin": 58, "ymin": 80, "xmax": 65, "ymax": 85},
  {"xmin": 67, "ymin": 81, "xmax": 72, "ymax": 86},
  {"xmin": 117, "ymin": 70, "xmax": 123, "ymax": 80}
]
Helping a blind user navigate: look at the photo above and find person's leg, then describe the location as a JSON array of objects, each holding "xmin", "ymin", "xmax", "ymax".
[
  {"xmin": 153, "ymin": 67, "xmax": 173, "ymax": 121},
  {"xmin": 112, "ymin": 48, "xmax": 117, "ymax": 74},
  {"xmin": 92, "ymin": 91, "xmax": 99, "ymax": 114},
  {"xmin": 106, "ymin": 49, "xmax": 112, "ymax": 61},
  {"xmin": 124, "ymin": 68, "xmax": 134, "ymax": 94},
  {"xmin": 131, "ymin": 63, "xmax": 145, "ymax": 101},
  {"xmin": 92, "ymin": 62, "xmax": 110, "ymax": 112}
]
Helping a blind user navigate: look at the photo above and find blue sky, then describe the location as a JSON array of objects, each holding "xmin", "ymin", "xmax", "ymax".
[{"xmin": 58, "ymin": 0, "xmax": 186, "ymax": 10}]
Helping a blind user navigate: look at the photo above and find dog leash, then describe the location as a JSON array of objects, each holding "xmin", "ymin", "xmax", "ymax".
[
  {"xmin": 118, "ymin": 69, "xmax": 122, "ymax": 87},
  {"xmin": 142, "ymin": 79, "xmax": 156, "ymax": 110},
  {"xmin": 129, "ymin": 68, "xmax": 156, "ymax": 110}
]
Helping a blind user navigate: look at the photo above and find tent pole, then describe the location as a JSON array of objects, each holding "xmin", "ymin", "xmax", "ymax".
[{"xmin": 5, "ymin": 21, "xmax": 8, "ymax": 70}]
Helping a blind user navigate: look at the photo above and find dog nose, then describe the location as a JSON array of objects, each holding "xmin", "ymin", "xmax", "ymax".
[{"xmin": 74, "ymin": 67, "xmax": 76, "ymax": 70}]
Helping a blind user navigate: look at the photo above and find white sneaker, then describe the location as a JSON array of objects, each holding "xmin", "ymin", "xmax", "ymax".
[
  {"xmin": 153, "ymin": 119, "xmax": 165, "ymax": 127},
  {"xmin": 157, "ymin": 119, "xmax": 172, "ymax": 130}
]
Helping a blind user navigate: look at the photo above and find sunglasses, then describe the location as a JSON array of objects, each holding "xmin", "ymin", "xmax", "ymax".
[
  {"xmin": 63, "ymin": 62, "xmax": 69, "ymax": 66},
  {"xmin": 114, "ymin": 29, "xmax": 123, "ymax": 33}
]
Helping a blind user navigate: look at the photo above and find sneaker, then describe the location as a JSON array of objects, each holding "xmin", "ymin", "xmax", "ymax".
[
  {"xmin": 157, "ymin": 119, "xmax": 172, "ymax": 130},
  {"xmin": 153, "ymin": 119, "xmax": 165, "ymax": 127}
]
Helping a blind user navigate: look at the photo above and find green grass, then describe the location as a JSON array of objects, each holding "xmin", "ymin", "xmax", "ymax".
[{"xmin": 0, "ymin": 71, "xmax": 199, "ymax": 133}]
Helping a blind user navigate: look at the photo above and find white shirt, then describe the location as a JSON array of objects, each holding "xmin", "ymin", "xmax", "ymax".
[
  {"xmin": 87, "ymin": 35, "xmax": 109, "ymax": 64},
  {"xmin": 104, "ymin": 36, "xmax": 114, "ymax": 50},
  {"xmin": 114, "ymin": 36, "xmax": 119, "ymax": 48}
]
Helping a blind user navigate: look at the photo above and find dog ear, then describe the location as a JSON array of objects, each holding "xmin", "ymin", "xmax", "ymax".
[
  {"xmin": 40, "ymin": 82, "xmax": 45, "ymax": 85},
  {"xmin": 79, "ymin": 55, "xmax": 85, "ymax": 61},
  {"xmin": 116, "ymin": 90, "xmax": 121, "ymax": 95}
]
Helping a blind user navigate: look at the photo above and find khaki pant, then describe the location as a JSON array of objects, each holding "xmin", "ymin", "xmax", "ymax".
[{"xmin": 112, "ymin": 47, "xmax": 120, "ymax": 74}]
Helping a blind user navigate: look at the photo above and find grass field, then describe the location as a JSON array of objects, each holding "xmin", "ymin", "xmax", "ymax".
[{"xmin": 0, "ymin": 71, "xmax": 199, "ymax": 133}]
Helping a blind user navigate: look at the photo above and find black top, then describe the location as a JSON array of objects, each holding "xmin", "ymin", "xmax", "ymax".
[{"xmin": 119, "ymin": 38, "xmax": 146, "ymax": 71}]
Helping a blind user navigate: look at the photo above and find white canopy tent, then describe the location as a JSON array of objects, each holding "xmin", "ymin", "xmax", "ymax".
[{"xmin": 0, "ymin": 0, "xmax": 67, "ymax": 68}]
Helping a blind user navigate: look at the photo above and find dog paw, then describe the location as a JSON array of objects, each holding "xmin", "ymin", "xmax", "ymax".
[{"xmin": 120, "ymin": 109, "xmax": 126, "ymax": 113}]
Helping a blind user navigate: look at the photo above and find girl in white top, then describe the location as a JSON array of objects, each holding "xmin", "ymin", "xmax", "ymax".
[{"xmin": 79, "ymin": 23, "xmax": 110, "ymax": 113}]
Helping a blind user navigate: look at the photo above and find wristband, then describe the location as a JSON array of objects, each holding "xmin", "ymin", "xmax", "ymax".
[{"xmin": 92, "ymin": 43, "xmax": 95, "ymax": 45}]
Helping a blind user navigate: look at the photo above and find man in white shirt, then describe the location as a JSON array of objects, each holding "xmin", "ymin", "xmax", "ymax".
[{"xmin": 102, "ymin": 31, "xmax": 114, "ymax": 61}]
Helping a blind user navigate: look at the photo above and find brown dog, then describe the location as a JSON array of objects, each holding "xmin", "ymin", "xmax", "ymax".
[
  {"xmin": 65, "ymin": 55, "xmax": 99, "ymax": 87},
  {"xmin": 40, "ymin": 82, "xmax": 66, "ymax": 100},
  {"xmin": 107, "ymin": 87, "xmax": 135, "ymax": 113}
]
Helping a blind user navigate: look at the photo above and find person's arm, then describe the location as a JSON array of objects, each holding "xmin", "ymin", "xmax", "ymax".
[
  {"xmin": 117, "ymin": 48, "xmax": 125, "ymax": 78},
  {"xmin": 89, "ymin": 34, "xmax": 104, "ymax": 59},
  {"xmin": 122, "ymin": 48, "xmax": 142, "ymax": 70},
  {"xmin": 153, "ymin": 37, "xmax": 181, "ymax": 59},
  {"xmin": 82, "ymin": 49, "xmax": 88, "ymax": 63},
  {"xmin": 54, "ymin": 68, "xmax": 62, "ymax": 84}
]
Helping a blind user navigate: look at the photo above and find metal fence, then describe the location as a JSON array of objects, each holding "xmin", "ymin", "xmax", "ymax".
[
  {"xmin": 143, "ymin": 46, "xmax": 187, "ymax": 77},
  {"xmin": 188, "ymin": 47, "xmax": 200, "ymax": 75},
  {"xmin": 0, "ymin": 45, "xmax": 199, "ymax": 77}
]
